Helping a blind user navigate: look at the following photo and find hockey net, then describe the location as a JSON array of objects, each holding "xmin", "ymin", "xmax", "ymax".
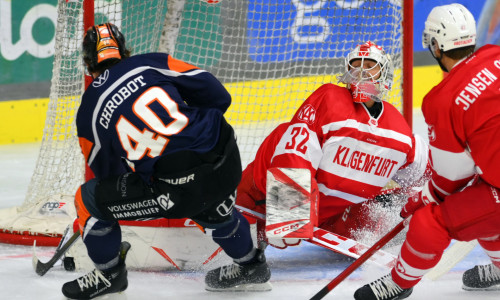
[{"xmin": 0, "ymin": 0, "xmax": 411, "ymax": 269}]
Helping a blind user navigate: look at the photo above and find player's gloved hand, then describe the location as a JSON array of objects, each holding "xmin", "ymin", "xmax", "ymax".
[
  {"xmin": 236, "ymin": 176, "xmax": 267, "ymax": 215},
  {"xmin": 268, "ymin": 238, "xmax": 302, "ymax": 250},
  {"xmin": 400, "ymin": 182, "xmax": 440, "ymax": 218}
]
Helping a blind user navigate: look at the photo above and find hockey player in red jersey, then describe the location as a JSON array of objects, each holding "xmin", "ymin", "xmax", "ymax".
[
  {"xmin": 236, "ymin": 41, "xmax": 429, "ymax": 247},
  {"xmin": 355, "ymin": 4, "xmax": 500, "ymax": 300},
  {"xmin": 62, "ymin": 23, "xmax": 270, "ymax": 299}
]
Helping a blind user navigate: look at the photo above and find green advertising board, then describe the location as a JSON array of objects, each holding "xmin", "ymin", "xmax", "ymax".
[{"xmin": 0, "ymin": 0, "xmax": 58, "ymax": 85}]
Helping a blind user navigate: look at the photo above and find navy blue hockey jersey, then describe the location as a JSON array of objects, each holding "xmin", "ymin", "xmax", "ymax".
[{"xmin": 77, "ymin": 53, "xmax": 231, "ymax": 180}]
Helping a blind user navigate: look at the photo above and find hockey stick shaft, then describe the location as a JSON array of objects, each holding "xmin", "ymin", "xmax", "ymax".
[
  {"xmin": 32, "ymin": 229, "xmax": 80, "ymax": 276},
  {"xmin": 309, "ymin": 217, "xmax": 410, "ymax": 300}
]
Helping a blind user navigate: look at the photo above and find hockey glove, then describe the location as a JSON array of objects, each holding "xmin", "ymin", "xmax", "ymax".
[{"xmin": 400, "ymin": 182, "xmax": 440, "ymax": 218}]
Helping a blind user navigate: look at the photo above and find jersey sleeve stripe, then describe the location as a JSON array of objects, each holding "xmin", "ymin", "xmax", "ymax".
[
  {"xmin": 317, "ymin": 183, "xmax": 368, "ymax": 204},
  {"xmin": 316, "ymin": 171, "xmax": 385, "ymax": 199},
  {"xmin": 167, "ymin": 55, "xmax": 199, "ymax": 73},
  {"xmin": 324, "ymin": 127, "xmax": 411, "ymax": 153},
  {"xmin": 429, "ymin": 145, "xmax": 476, "ymax": 181}
]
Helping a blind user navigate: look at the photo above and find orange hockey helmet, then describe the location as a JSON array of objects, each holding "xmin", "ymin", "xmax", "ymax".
[{"xmin": 82, "ymin": 23, "xmax": 127, "ymax": 73}]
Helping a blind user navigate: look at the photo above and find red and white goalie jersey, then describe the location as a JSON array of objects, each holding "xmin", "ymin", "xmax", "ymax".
[
  {"xmin": 422, "ymin": 44, "xmax": 500, "ymax": 198},
  {"xmin": 239, "ymin": 83, "xmax": 428, "ymax": 227}
]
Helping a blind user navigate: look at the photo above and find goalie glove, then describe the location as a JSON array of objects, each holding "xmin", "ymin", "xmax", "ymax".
[{"xmin": 400, "ymin": 182, "xmax": 440, "ymax": 218}]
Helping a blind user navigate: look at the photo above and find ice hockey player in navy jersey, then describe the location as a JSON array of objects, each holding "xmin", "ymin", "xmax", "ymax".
[{"xmin": 61, "ymin": 23, "xmax": 270, "ymax": 299}]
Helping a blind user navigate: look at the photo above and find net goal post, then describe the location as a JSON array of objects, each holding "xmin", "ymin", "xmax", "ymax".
[{"xmin": 0, "ymin": 0, "xmax": 413, "ymax": 254}]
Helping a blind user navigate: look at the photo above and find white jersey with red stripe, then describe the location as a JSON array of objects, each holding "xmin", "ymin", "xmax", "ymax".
[
  {"xmin": 422, "ymin": 44, "xmax": 500, "ymax": 200},
  {"xmin": 267, "ymin": 83, "xmax": 428, "ymax": 225}
]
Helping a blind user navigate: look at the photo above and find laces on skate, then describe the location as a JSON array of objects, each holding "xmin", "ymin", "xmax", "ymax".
[
  {"xmin": 219, "ymin": 264, "xmax": 241, "ymax": 280},
  {"xmin": 369, "ymin": 275, "xmax": 404, "ymax": 299},
  {"xmin": 478, "ymin": 264, "xmax": 500, "ymax": 282},
  {"xmin": 77, "ymin": 269, "xmax": 112, "ymax": 291}
]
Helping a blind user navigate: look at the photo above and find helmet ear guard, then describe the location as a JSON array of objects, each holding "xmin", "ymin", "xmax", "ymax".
[{"xmin": 83, "ymin": 23, "xmax": 126, "ymax": 73}]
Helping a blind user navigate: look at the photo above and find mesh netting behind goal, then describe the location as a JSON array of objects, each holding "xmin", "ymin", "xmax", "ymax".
[{"xmin": 0, "ymin": 0, "xmax": 409, "ymax": 245}]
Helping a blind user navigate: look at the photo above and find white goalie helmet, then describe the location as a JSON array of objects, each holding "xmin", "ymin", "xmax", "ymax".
[
  {"xmin": 422, "ymin": 3, "xmax": 476, "ymax": 52},
  {"xmin": 341, "ymin": 41, "xmax": 394, "ymax": 103}
]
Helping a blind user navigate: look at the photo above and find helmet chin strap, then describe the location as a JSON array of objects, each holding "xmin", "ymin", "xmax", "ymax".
[{"xmin": 429, "ymin": 46, "xmax": 448, "ymax": 73}]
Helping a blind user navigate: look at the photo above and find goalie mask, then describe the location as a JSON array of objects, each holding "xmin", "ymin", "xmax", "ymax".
[
  {"xmin": 83, "ymin": 23, "xmax": 127, "ymax": 73},
  {"xmin": 339, "ymin": 41, "xmax": 393, "ymax": 103}
]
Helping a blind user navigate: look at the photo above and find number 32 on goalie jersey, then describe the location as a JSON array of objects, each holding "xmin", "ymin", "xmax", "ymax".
[
  {"xmin": 117, "ymin": 86, "xmax": 188, "ymax": 160},
  {"xmin": 285, "ymin": 126, "xmax": 309, "ymax": 155}
]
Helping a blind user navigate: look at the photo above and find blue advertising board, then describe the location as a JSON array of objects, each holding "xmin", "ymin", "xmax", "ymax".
[
  {"xmin": 247, "ymin": 0, "xmax": 402, "ymax": 63},
  {"xmin": 247, "ymin": 0, "xmax": 490, "ymax": 63}
]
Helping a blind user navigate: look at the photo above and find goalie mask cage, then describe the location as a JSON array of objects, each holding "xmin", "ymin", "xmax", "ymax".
[{"xmin": 0, "ymin": 0, "xmax": 413, "ymax": 246}]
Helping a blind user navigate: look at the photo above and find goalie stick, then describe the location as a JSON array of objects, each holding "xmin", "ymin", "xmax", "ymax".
[
  {"xmin": 236, "ymin": 205, "xmax": 397, "ymax": 268},
  {"xmin": 32, "ymin": 230, "xmax": 80, "ymax": 276},
  {"xmin": 237, "ymin": 203, "xmax": 476, "ymax": 281}
]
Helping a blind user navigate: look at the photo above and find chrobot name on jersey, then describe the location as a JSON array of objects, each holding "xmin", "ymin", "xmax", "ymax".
[{"xmin": 200, "ymin": 0, "xmax": 222, "ymax": 4}]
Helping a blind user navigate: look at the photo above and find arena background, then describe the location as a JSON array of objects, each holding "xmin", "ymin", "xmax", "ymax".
[{"xmin": 0, "ymin": 0, "xmax": 498, "ymax": 144}]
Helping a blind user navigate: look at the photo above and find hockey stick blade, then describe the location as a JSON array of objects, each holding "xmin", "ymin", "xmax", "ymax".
[
  {"xmin": 310, "ymin": 217, "xmax": 410, "ymax": 300},
  {"xmin": 32, "ymin": 230, "xmax": 80, "ymax": 276},
  {"xmin": 424, "ymin": 240, "xmax": 478, "ymax": 280}
]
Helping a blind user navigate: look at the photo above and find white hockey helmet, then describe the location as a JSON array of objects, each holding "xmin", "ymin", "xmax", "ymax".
[
  {"xmin": 422, "ymin": 3, "xmax": 476, "ymax": 52},
  {"xmin": 342, "ymin": 41, "xmax": 394, "ymax": 103}
]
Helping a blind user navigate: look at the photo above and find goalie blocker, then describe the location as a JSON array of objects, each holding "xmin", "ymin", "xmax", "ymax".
[{"xmin": 265, "ymin": 168, "xmax": 319, "ymax": 242}]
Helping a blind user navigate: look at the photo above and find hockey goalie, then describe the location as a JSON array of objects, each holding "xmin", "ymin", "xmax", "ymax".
[{"xmin": 236, "ymin": 41, "xmax": 430, "ymax": 254}]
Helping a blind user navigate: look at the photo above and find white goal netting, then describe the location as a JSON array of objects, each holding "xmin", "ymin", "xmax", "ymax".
[{"xmin": 0, "ymin": 0, "xmax": 408, "ymax": 249}]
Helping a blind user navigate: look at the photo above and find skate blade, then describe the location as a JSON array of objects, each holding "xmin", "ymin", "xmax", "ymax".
[
  {"xmin": 205, "ymin": 282, "xmax": 272, "ymax": 292},
  {"xmin": 66, "ymin": 291, "xmax": 128, "ymax": 300},
  {"xmin": 462, "ymin": 284, "xmax": 500, "ymax": 291}
]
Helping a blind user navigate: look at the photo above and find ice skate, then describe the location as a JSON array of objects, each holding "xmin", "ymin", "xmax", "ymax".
[
  {"xmin": 62, "ymin": 241, "xmax": 130, "ymax": 299},
  {"xmin": 462, "ymin": 263, "xmax": 500, "ymax": 291},
  {"xmin": 205, "ymin": 248, "xmax": 272, "ymax": 292},
  {"xmin": 354, "ymin": 274, "xmax": 413, "ymax": 300}
]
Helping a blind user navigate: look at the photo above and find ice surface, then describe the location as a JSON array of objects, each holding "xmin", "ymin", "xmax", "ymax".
[{"xmin": 0, "ymin": 110, "xmax": 498, "ymax": 299}]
